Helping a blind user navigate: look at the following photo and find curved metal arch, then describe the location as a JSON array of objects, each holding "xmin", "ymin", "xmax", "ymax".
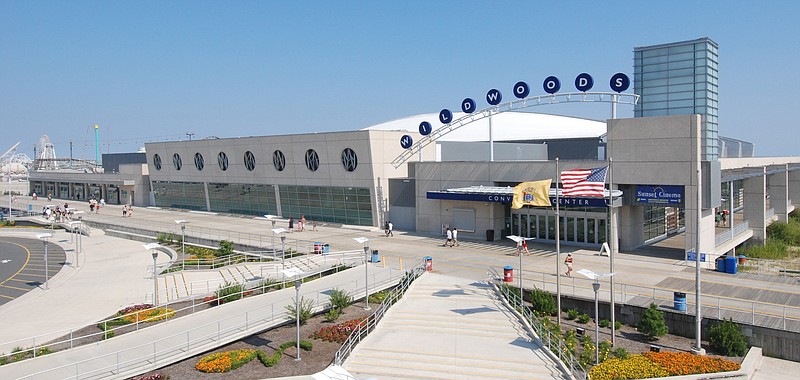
[{"xmin": 391, "ymin": 91, "xmax": 640, "ymax": 168}]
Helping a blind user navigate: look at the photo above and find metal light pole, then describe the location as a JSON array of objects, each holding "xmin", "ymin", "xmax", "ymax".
[
  {"xmin": 353, "ymin": 237, "xmax": 370, "ymax": 310},
  {"xmin": 144, "ymin": 243, "xmax": 161, "ymax": 304},
  {"xmin": 295, "ymin": 278, "xmax": 301, "ymax": 361},
  {"xmin": 577, "ymin": 269, "xmax": 615, "ymax": 365},
  {"xmin": 175, "ymin": 220, "xmax": 190, "ymax": 270},
  {"xmin": 505, "ymin": 235, "xmax": 528, "ymax": 304},
  {"xmin": 272, "ymin": 228, "xmax": 287, "ymax": 268},
  {"xmin": 265, "ymin": 215, "xmax": 278, "ymax": 260},
  {"xmin": 36, "ymin": 233, "xmax": 53, "ymax": 290}
]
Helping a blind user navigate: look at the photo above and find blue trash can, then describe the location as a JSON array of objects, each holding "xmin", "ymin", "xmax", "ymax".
[
  {"xmin": 674, "ymin": 292, "xmax": 686, "ymax": 312},
  {"xmin": 716, "ymin": 256, "xmax": 725, "ymax": 272},
  {"xmin": 323, "ymin": 244, "xmax": 330, "ymax": 253},
  {"xmin": 371, "ymin": 249, "xmax": 380, "ymax": 263},
  {"xmin": 725, "ymin": 256, "xmax": 738, "ymax": 274}
]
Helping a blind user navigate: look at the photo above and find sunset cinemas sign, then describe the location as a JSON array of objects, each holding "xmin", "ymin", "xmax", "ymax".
[{"xmin": 400, "ymin": 73, "xmax": 631, "ymax": 148}]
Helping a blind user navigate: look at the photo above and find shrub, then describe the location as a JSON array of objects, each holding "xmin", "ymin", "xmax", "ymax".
[
  {"xmin": 577, "ymin": 313, "xmax": 590, "ymax": 324},
  {"xmin": 615, "ymin": 321, "xmax": 622, "ymax": 330},
  {"xmin": 739, "ymin": 239, "xmax": 789, "ymax": 260},
  {"xmin": 328, "ymin": 288, "xmax": 353, "ymax": 311},
  {"xmin": 598, "ymin": 340, "xmax": 613, "ymax": 363},
  {"xmin": 215, "ymin": 282, "xmax": 243, "ymax": 303},
  {"xmin": 578, "ymin": 334, "xmax": 595, "ymax": 367},
  {"xmin": 638, "ymin": 303, "xmax": 668, "ymax": 340},
  {"xmin": 285, "ymin": 297, "xmax": 314, "ymax": 325},
  {"xmin": 324, "ymin": 308, "xmax": 341, "ymax": 322},
  {"xmin": 217, "ymin": 240, "xmax": 235, "ymax": 257},
  {"xmin": 589, "ymin": 354, "xmax": 670, "ymax": 380},
  {"xmin": 613, "ymin": 347, "xmax": 629, "ymax": 360},
  {"xmin": 599, "ymin": 319, "xmax": 610, "ymax": 328},
  {"xmin": 529, "ymin": 289, "xmax": 557, "ymax": 316},
  {"xmin": 561, "ymin": 330, "xmax": 578, "ymax": 356},
  {"xmin": 643, "ymin": 351, "xmax": 740, "ymax": 375},
  {"xmin": 709, "ymin": 318, "xmax": 748, "ymax": 356},
  {"xmin": 566, "ymin": 309, "xmax": 579, "ymax": 320},
  {"xmin": 368, "ymin": 290, "xmax": 390, "ymax": 304}
]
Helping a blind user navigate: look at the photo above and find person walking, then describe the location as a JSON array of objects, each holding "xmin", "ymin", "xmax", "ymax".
[
  {"xmin": 312, "ymin": 219, "xmax": 318, "ymax": 231},
  {"xmin": 288, "ymin": 216, "xmax": 294, "ymax": 232},
  {"xmin": 299, "ymin": 215, "xmax": 306, "ymax": 232},
  {"xmin": 522, "ymin": 239, "xmax": 529, "ymax": 255},
  {"xmin": 452, "ymin": 227, "xmax": 458, "ymax": 246},
  {"xmin": 384, "ymin": 221, "xmax": 390, "ymax": 237},
  {"xmin": 388, "ymin": 221, "xmax": 394, "ymax": 237},
  {"xmin": 444, "ymin": 228, "xmax": 453, "ymax": 247},
  {"xmin": 122, "ymin": 205, "xmax": 128, "ymax": 218},
  {"xmin": 564, "ymin": 253, "xmax": 574, "ymax": 276}
]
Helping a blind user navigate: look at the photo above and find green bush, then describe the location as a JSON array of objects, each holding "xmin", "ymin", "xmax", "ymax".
[
  {"xmin": 285, "ymin": 297, "xmax": 314, "ymax": 325},
  {"xmin": 566, "ymin": 309, "xmax": 579, "ymax": 320},
  {"xmin": 613, "ymin": 347, "xmax": 629, "ymax": 360},
  {"xmin": 215, "ymin": 282, "xmax": 243, "ymax": 303},
  {"xmin": 368, "ymin": 290, "xmax": 390, "ymax": 304},
  {"xmin": 739, "ymin": 239, "xmax": 789, "ymax": 260},
  {"xmin": 328, "ymin": 288, "xmax": 353, "ymax": 311},
  {"xmin": 599, "ymin": 319, "xmax": 610, "ymax": 328},
  {"xmin": 615, "ymin": 321, "xmax": 622, "ymax": 330},
  {"xmin": 709, "ymin": 318, "xmax": 748, "ymax": 356},
  {"xmin": 638, "ymin": 303, "xmax": 668, "ymax": 340},
  {"xmin": 324, "ymin": 308, "xmax": 341, "ymax": 322},
  {"xmin": 767, "ymin": 220, "xmax": 800, "ymax": 246},
  {"xmin": 529, "ymin": 289, "xmax": 557, "ymax": 316},
  {"xmin": 577, "ymin": 313, "xmax": 590, "ymax": 324},
  {"xmin": 217, "ymin": 240, "xmax": 235, "ymax": 257}
]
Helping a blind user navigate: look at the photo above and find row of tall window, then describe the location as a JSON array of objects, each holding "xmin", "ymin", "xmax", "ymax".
[{"xmin": 152, "ymin": 148, "xmax": 359, "ymax": 173}]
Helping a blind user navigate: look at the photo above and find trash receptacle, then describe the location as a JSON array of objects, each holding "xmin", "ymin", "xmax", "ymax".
[
  {"xmin": 323, "ymin": 244, "xmax": 330, "ymax": 253},
  {"xmin": 371, "ymin": 249, "xmax": 380, "ymax": 263},
  {"xmin": 716, "ymin": 256, "xmax": 725, "ymax": 272},
  {"xmin": 725, "ymin": 256, "xmax": 738, "ymax": 274},
  {"xmin": 314, "ymin": 242, "xmax": 322, "ymax": 254},
  {"xmin": 486, "ymin": 229, "xmax": 495, "ymax": 242},
  {"xmin": 674, "ymin": 292, "xmax": 686, "ymax": 312},
  {"xmin": 424, "ymin": 256, "xmax": 433, "ymax": 271},
  {"xmin": 503, "ymin": 265, "xmax": 513, "ymax": 282},
  {"xmin": 738, "ymin": 255, "xmax": 747, "ymax": 265}
]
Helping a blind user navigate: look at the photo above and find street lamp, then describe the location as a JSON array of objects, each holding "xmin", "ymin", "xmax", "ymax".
[
  {"xmin": 353, "ymin": 237, "xmax": 370, "ymax": 310},
  {"xmin": 264, "ymin": 215, "xmax": 278, "ymax": 261},
  {"xmin": 74, "ymin": 211, "xmax": 84, "ymax": 258},
  {"xmin": 577, "ymin": 268, "xmax": 616, "ymax": 365},
  {"xmin": 506, "ymin": 235, "xmax": 534, "ymax": 305},
  {"xmin": 144, "ymin": 243, "xmax": 161, "ymax": 304},
  {"xmin": 68, "ymin": 221, "xmax": 81, "ymax": 267},
  {"xmin": 175, "ymin": 220, "xmax": 190, "ymax": 270},
  {"xmin": 272, "ymin": 228, "xmax": 287, "ymax": 268},
  {"xmin": 36, "ymin": 233, "xmax": 53, "ymax": 290}
]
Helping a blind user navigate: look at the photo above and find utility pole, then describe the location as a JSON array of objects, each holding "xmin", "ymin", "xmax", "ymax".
[{"xmin": 186, "ymin": 132, "xmax": 195, "ymax": 141}]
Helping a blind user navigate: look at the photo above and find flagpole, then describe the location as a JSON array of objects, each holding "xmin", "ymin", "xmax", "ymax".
[
  {"xmin": 609, "ymin": 157, "xmax": 616, "ymax": 347},
  {"xmin": 556, "ymin": 157, "xmax": 561, "ymax": 327}
]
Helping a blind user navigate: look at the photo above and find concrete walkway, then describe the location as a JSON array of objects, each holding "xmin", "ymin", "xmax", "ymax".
[{"xmin": 344, "ymin": 273, "xmax": 568, "ymax": 380}]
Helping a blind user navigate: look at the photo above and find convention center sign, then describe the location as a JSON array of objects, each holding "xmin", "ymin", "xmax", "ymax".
[
  {"xmin": 635, "ymin": 185, "xmax": 684, "ymax": 205},
  {"xmin": 427, "ymin": 191, "xmax": 609, "ymax": 208}
]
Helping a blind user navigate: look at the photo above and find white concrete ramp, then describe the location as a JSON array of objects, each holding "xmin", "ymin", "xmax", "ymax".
[{"xmin": 344, "ymin": 273, "xmax": 568, "ymax": 380}]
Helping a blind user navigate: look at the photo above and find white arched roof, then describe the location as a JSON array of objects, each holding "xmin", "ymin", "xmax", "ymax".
[{"xmin": 363, "ymin": 111, "xmax": 606, "ymax": 142}]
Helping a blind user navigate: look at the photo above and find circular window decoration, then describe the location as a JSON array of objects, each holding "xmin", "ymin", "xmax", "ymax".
[
  {"xmin": 244, "ymin": 151, "xmax": 256, "ymax": 171},
  {"xmin": 172, "ymin": 153, "xmax": 182, "ymax": 170},
  {"xmin": 272, "ymin": 150, "xmax": 285, "ymax": 171},
  {"xmin": 305, "ymin": 149, "xmax": 320, "ymax": 172},
  {"xmin": 194, "ymin": 153, "xmax": 204, "ymax": 171},
  {"xmin": 217, "ymin": 152, "xmax": 228, "ymax": 171},
  {"xmin": 341, "ymin": 148, "xmax": 357, "ymax": 172},
  {"xmin": 153, "ymin": 154, "xmax": 162, "ymax": 171}
]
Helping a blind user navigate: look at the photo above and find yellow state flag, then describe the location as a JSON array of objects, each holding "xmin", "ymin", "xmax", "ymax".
[{"xmin": 511, "ymin": 179, "xmax": 552, "ymax": 209}]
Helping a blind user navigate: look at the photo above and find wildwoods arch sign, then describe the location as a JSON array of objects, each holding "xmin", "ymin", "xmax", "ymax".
[{"xmin": 393, "ymin": 73, "xmax": 639, "ymax": 168}]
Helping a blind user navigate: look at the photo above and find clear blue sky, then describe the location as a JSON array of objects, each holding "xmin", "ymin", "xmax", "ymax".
[{"xmin": 2, "ymin": 1, "xmax": 798, "ymax": 159}]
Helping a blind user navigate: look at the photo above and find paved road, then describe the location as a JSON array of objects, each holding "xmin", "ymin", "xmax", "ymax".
[{"xmin": 0, "ymin": 236, "xmax": 66, "ymax": 306}]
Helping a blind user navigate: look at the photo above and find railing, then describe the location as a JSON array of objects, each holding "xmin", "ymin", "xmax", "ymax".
[
  {"xmin": 333, "ymin": 259, "xmax": 426, "ymax": 366},
  {"xmin": 488, "ymin": 267, "xmax": 585, "ymax": 380},
  {"xmin": 715, "ymin": 220, "xmax": 750, "ymax": 247},
  {"xmin": 518, "ymin": 268, "xmax": 800, "ymax": 332},
  {"xmin": 14, "ymin": 265, "xmax": 406, "ymax": 380},
  {"xmin": 0, "ymin": 253, "xmax": 379, "ymax": 362}
]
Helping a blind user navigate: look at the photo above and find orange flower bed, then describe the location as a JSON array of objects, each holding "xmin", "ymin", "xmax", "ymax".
[
  {"xmin": 643, "ymin": 351, "xmax": 740, "ymax": 376},
  {"xmin": 195, "ymin": 349, "xmax": 256, "ymax": 373}
]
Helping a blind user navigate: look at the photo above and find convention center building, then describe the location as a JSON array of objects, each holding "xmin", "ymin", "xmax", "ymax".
[{"xmin": 27, "ymin": 37, "xmax": 800, "ymax": 265}]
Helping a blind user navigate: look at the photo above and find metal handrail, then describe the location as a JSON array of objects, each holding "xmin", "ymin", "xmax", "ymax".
[
  {"xmin": 0, "ymin": 253, "xmax": 372, "ymax": 361},
  {"xmin": 333, "ymin": 259, "xmax": 427, "ymax": 366},
  {"xmin": 488, "ymin": 267, "xmax": 585, "ymax": 380},
  {"xmin": 14, "ymin": 266, "xmax": 406, "ymax": 380}
]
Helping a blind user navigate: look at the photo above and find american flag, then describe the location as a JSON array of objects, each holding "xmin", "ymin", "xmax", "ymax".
[{"xmin": 560, "ymin": 166, "xmax": 608, "ymax": 197}]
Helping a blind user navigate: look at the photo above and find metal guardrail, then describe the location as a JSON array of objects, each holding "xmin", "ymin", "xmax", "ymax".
[
  {"xmin": 715, "ymin": 220, "xmax": 750, "ymax": 246},
  {"xmin": 333, "ymin": 259, "xmax": 426, "ymax": 366},
  {"xmin": 0, "ymin": 252, "xmax": 375, "ymax": 362},
  {"xmin": 14, "ymin": 265, "xmax": 406, "ymax": 380},
  {"xmin": 519, "ymin": 268, "xmax": 800, "ymax": 332},
  {"xmin": 488, "ymin": 267, "xmax": 585, "ymax": 380}
]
